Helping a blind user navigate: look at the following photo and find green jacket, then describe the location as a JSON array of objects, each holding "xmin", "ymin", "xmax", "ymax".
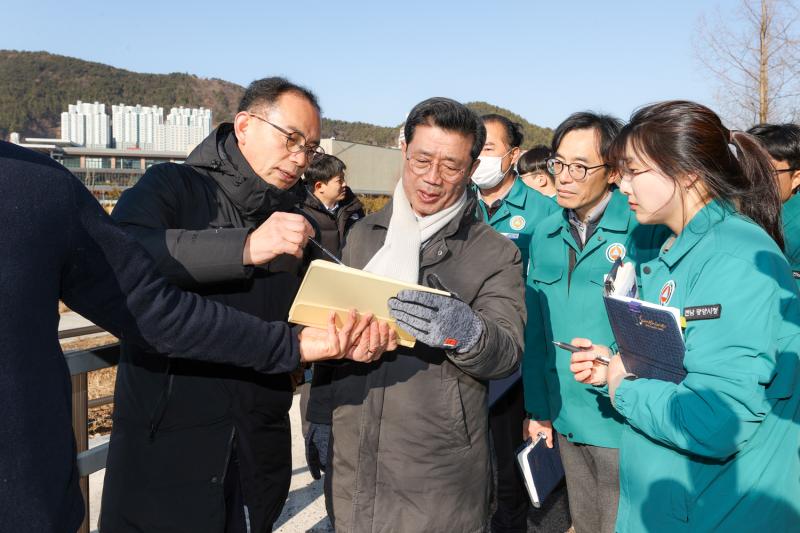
[
  {"xmin": 612, "ymin": 200, "xmax": 800, "ymax": 532},
  {"xmin": 783, "ymin": 192, "xmax": 800, "ymax": 285},
  {"xmin": 476, "ymin": 177, "xmax": 558, "ymax": 277},
  {"xmin": 523, "ymin": 189, "xmax": 669, "ymax": 448}
]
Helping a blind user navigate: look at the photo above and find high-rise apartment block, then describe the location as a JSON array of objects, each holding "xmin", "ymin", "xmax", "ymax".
[
  {"xmin": 61, "ymin": 101, "xmax": 212, "ymax": 153},
  {"xmin": 61, "ymin": 101, "xmax": 111, "ymax": 148}
]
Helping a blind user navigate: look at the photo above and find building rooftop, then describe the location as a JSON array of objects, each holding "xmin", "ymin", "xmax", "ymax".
[{"xmin": 60, "ymin": 146, "xmax": 188, "ymax": 158}]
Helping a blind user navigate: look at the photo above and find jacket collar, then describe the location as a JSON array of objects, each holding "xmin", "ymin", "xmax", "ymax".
[
  {"xmin": 543, "ymin": 187, "xmax": 631, "ymax": 237},
  {"xmin": 186, "ymin": 123, "xmax": 305, "ymax": 222},
  {"xmin": 474, "ymin": 177, "xmax": 529, "ymax": 221},
  {"xmin": 658, "ymin": 199, "xmax": 731, "ymax": 268},
  {"xmin": 370, "ymin": 187, "xmax": 479, "ymax": 239},
  {"xmin": 503, "ymin": 177, "xmax": 530, "ymax": 209}
]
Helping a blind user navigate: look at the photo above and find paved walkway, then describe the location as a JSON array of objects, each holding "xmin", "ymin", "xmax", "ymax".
[{"xmin": 59, "ymin": 311, "xmax": 94, "ymax": 332}]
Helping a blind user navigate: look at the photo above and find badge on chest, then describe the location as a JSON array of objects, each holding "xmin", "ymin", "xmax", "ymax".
[
  {"xmin": 684, "ymin": 304, "xmax": 722, "ymax": 321},
  {"xmin": 659, "ymin": 280, "xmax": 676, "ymax": 306}
]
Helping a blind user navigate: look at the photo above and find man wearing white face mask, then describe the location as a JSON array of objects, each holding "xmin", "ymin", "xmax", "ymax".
[
  {"xmin": 475, "ymin": 114, "xmax": 558, "ymax": 274},
  {"xmin": 475, "ymin": 114, "xmax": 563, "ymax": 533}
]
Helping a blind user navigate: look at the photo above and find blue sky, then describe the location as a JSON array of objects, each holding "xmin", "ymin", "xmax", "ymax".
[{"xmin": 3, "ymin": 1, "xmax": 732, "ymax": 128}]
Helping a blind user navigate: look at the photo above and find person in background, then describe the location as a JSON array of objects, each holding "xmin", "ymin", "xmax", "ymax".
[
  {"xmin": 523, "ymin": 112, "xmax": 670, "ymax": 533},
  {"xmin": 299, "ymin": 153, "xmax": 365, "ymax": 522},
  {"xmin": 747, "ymin": 123, "xmax": 800, "ymax": 282},
  {"xmin": 301, "ymin": 154, "xmax": 364, "ymax": 262},
  {"xmin": 474, "ymin": 113, "xmax": 564, "ymax": 532},
  {"xmin": 518, "ymin": 144, "xmax": 557, "ymax": 199},
  {"xmin": 570, "ymin": 100, "xmax": 800, "ymax": 532},
  {"xmin": 0, "ymin": 141, "xmax": 383, "ymax": 533},
  {"xmin": 329, "ymin": 97, "xmax": 526, "ymax": 532}
]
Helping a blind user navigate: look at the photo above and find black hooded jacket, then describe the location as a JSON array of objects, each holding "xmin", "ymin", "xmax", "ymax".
[{"xmin": 101, "ymin": 125, "xmax": 308, "ymax": 532}]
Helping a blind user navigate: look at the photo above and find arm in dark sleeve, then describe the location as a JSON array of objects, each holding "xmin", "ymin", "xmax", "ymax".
[
  {"xmin": 111, "ymin": 164, "xmax": 253, "ymax": 288},
  {"xmin": 60, "ymin": 173, "xmax": 298, "ymax": 375},
  {"xmin": 446, "ymin": 244, "xmax": 526, "ymax": 380}
]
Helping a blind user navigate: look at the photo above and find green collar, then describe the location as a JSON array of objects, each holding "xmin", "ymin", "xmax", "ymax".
[
  {"xmin": 658, "ymin": 199, "xmax": 732, "ymax": 268},
  {"xmin": 475, "ymin": 177, "xmax": 529, "ymax": 218},
  {"xmin": 503, "ymin": 177, "xmax": 529, "ymax": 209},
  {"xmin": 543, "ymin": 188, "xmax": 631, "ymax": 237},
  {"xmin": 783, "ymin": 192, "xmax": 800, "ymax": 222}
]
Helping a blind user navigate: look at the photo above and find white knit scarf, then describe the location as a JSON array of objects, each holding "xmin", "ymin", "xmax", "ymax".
[{"xmin": 364, "ymin": 180, "xmax": 467, "ymax": 283}]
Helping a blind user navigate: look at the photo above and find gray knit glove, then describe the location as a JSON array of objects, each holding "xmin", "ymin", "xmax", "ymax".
[{"xmin": 388, "ymin": 277, "xmax": 483, "ymax": 353}]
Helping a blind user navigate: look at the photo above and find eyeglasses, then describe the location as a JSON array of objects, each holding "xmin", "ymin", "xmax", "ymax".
[
  {"xmin": 247, "ymin": 113, "xmax": 325, "ymax": 161},
  {"xmin": 619, "ymin": 168, "xmax": 653, "ymax": 182},
  {"xmin": 773, "ymin": 167, "xmax": 798, "ymax": 176},
  {"xmin": 546, "ymin": 157, "xmax": 608, "ymax": 182},
  {"xmin": 405, "ymin": 154, "xmax": 469, "ymax": 183}
]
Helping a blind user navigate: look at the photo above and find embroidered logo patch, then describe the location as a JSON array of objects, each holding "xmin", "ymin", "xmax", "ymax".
[
  {"xmin": 605, "ymin": 243, "xmax": 627, "ymax": 263},
  {"xmin": 659, "ymin": 280, "xmax": 676, "ymax": 306},
  {"xmin": 509, "ymin": 215, "xmax": 526, "ymax": 231},
  {"xmin": 684, "ymin": 304, "xmax": 722, "ymax": 321}
]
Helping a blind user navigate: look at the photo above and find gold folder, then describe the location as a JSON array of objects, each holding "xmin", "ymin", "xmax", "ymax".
[{"xmin": 288, "ymin": 260, "xmax": 449, "ymax": 348}]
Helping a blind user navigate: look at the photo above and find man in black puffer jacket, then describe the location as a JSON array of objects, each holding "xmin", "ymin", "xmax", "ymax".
[{"xmin": 99, "ymin": 77, "xmax": 393, "ymax": 533}]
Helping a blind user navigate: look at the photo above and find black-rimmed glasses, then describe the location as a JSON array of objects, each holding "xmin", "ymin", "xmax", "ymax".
[
  {"xmin": 248, "ymin": 113, "xmax": 325, "ymax": 161},
  {"xmin": 546, "ymin": 157, "xmax": 608, "ymax": 182}
]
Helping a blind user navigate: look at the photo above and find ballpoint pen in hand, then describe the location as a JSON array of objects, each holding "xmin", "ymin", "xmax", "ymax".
[
  {"xmin": 308, "ymin": 237, "xmax": 345, "ymax": 265},
  {"xmin": 552, "ymin": 340, "xmax": 611, "ymax": 365}
]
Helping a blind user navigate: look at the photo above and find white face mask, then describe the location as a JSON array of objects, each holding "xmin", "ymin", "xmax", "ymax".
[{"xmin": 472, "ymin": 149, "xmax": 513, "ymax": 189}]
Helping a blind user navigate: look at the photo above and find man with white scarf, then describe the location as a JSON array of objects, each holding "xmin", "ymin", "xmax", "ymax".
[{"xmin": 327, "ymin": 97, "xmax": 527, "ymax": 533}]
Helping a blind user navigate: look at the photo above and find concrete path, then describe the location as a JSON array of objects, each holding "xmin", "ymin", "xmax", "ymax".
[{"xmin": 59, "ymin": 311, "xmax": 94, "ymax": 331}]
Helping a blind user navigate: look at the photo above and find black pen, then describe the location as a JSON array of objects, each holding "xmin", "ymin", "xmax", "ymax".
[
  {"xmin": 308, "ymin": 237, "xmax": 345, "ymax": 265},
  {"xmin": 552, "ymin": 341, "xmax": 610, "ymax": 365}
]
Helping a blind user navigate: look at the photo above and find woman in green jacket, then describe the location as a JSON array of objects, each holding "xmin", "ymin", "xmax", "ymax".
[{"xmin": 569, "ymin": 100, "xmax": 800, "ymax": 532}]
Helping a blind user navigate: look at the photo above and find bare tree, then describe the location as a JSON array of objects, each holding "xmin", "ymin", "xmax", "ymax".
[{"xmin": 695, "ymin": 0, "xmax": 800, "ymax": 127}]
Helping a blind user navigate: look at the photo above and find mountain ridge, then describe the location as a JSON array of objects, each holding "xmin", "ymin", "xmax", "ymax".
[{"xmin": 0, "ymin": 50, "xmax": 551, "ymax": 148}]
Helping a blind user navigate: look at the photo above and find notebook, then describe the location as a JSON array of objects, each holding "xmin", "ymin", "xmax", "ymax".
[
  {"xmin": 288, "ymin": 260, "xmax": 449, "ymax": 348},
  {"xmin": 515, "ymin": 432, "xmax": 565, "ymax": 508},
  {"xmin": 603, "ymin": 260, "xmax": 687, "ymax": 384}
]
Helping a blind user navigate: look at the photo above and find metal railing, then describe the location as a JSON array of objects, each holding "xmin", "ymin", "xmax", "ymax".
[{"xmin": 64, "ymin": 326, "xmax": 120, "ymax": 533}]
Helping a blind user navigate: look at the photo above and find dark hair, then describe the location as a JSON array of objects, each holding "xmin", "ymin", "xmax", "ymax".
[
  {"xmin": 481, "ymin": 113, "xmax": 524, "ymax": 148},
  {"xmin": 609, "ymin": 100, "xmax": 783, "ymax": 249},
  {"xmin": 517, "ymin": 144, "xmax": 551, "ymax": 175},
  {"xmin": 747, "ymin": 123, "xmax": 800, "ymax": 169},
  {"xmin": 551, "ymin": 111, "xmax": 623, "ymax": 162},
  {"xmin": 303, "ymin": 154, "xmax": 346, "ymax": 187},
  {"xmin": 238, "ymin": 77, "xmax": 320, "ymax": 114},
  {"xmin": 403, "ymin": 97, "xmax": 486, "ymax": 161}
]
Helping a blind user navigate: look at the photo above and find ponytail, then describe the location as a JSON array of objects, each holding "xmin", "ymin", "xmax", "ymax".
[
  {"xmin": 608, "ymin": 101, "xmax": 786, "ymax": 251},
  {"xmin": 729, "ymin": 130, "xmax": 784, "ymax": 250}
]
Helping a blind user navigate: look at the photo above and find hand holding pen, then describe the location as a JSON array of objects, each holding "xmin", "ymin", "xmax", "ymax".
[
  {"xmin": 559, "ymin": 338, "xmax": 613, "ymax": 386},
  {"xmin": 553, "ymin": 341, "xmax": 611, "ymax": 365}
]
